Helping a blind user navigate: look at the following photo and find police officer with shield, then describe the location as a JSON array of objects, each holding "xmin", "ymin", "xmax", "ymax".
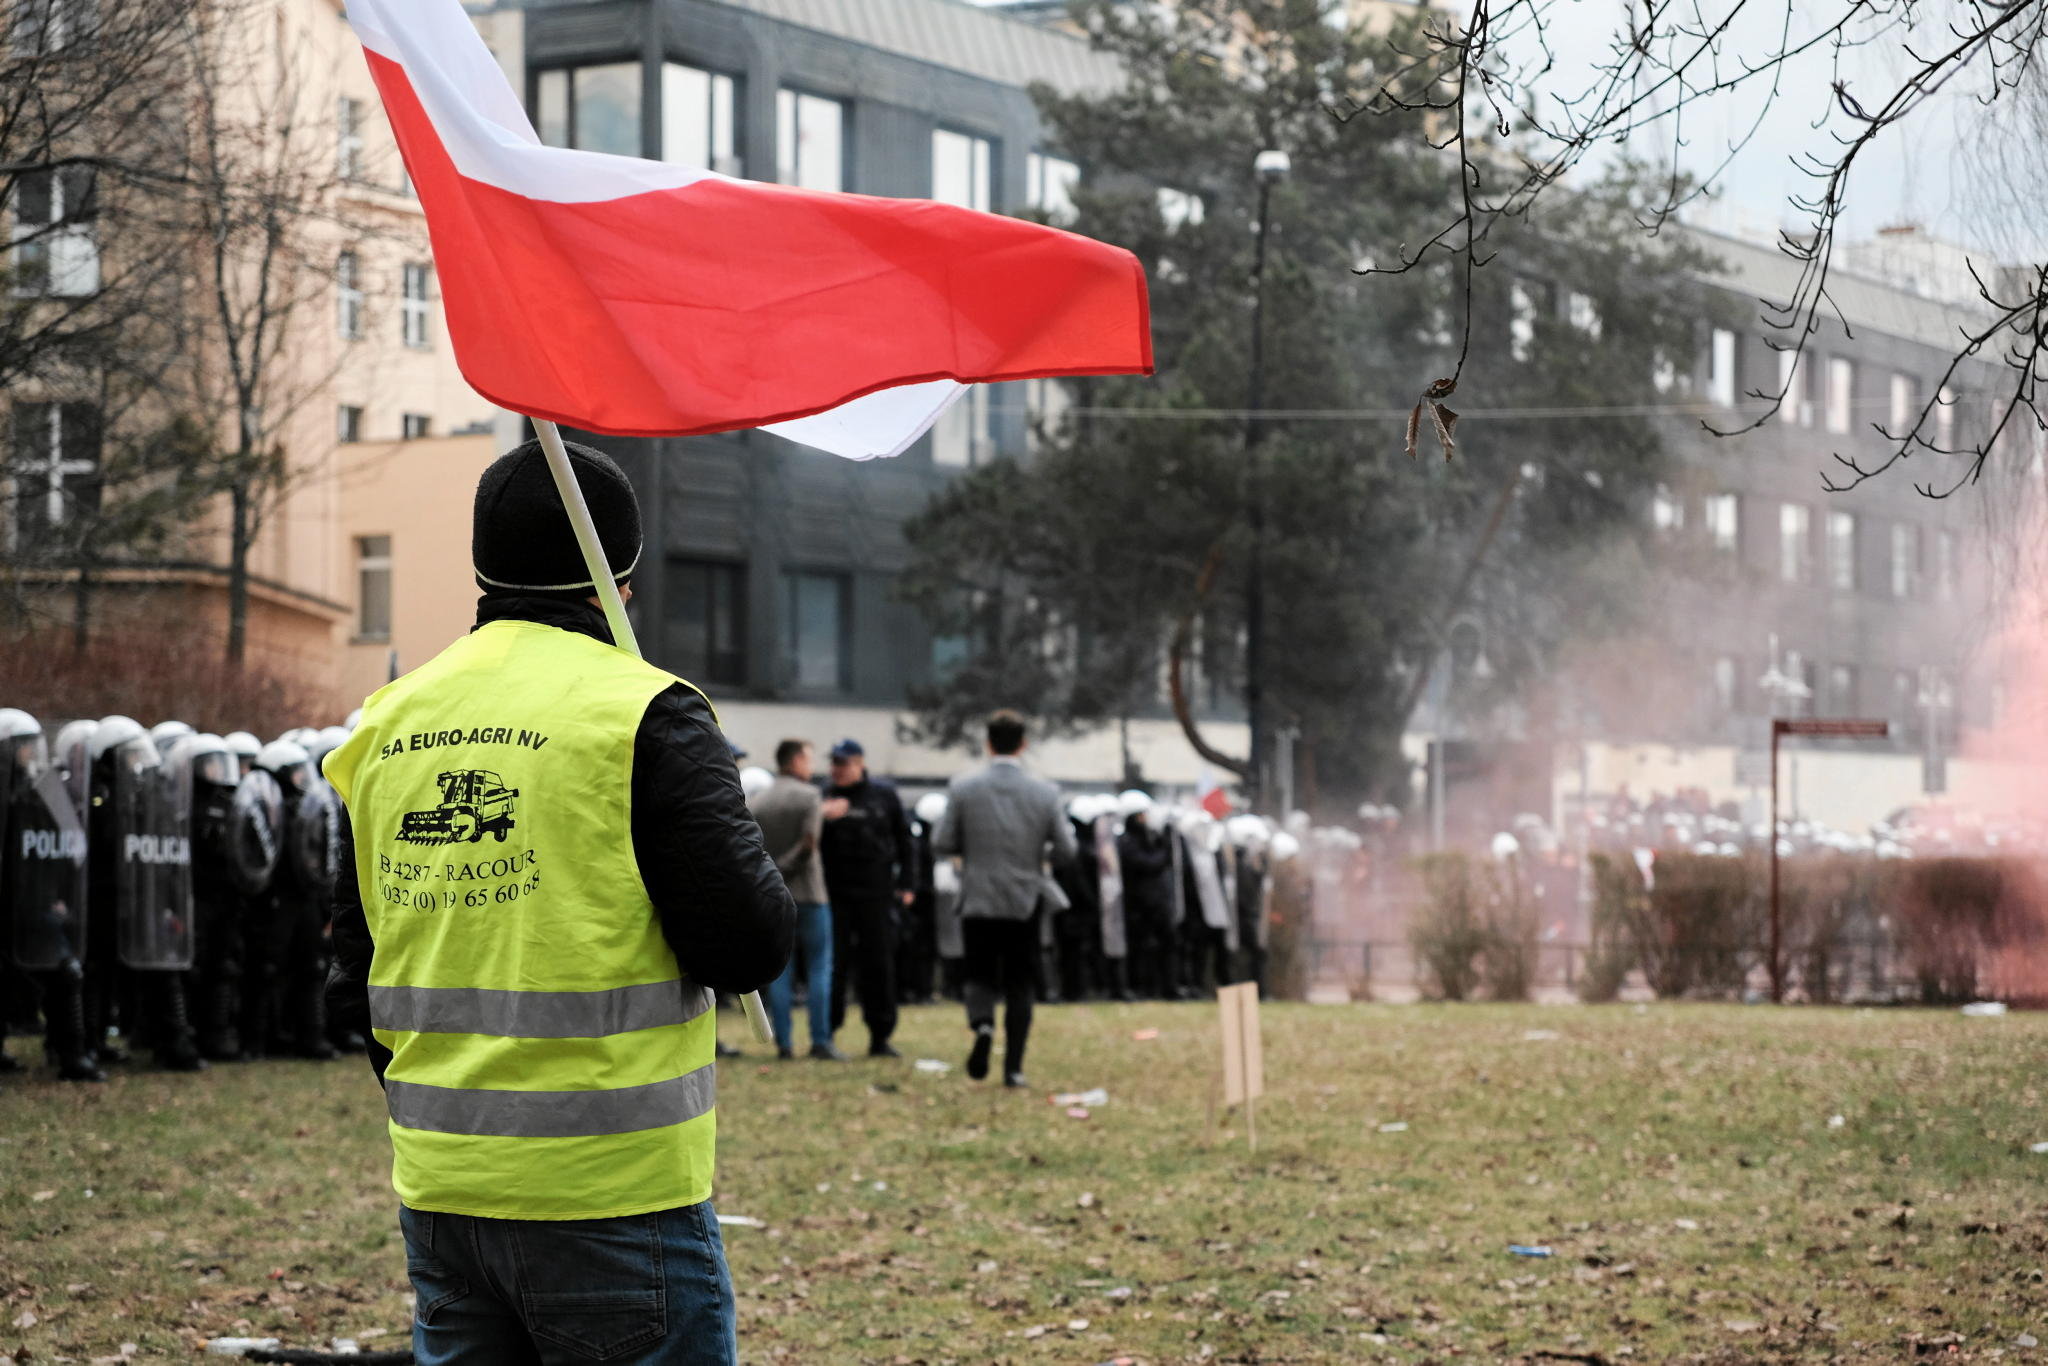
[
  {"xmin": 248, "ymin": 739, "xmax": 339, "ymax": 1060},
  {"xmin": 0, "ymin": 710, "xmax": 101, "ymax": 1081},
  {"xmin": 87, "ymin": 716, "xmax": 204, "ymax": 1071}
]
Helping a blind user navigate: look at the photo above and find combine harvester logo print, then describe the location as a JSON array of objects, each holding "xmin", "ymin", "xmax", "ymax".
[{"xmin": 397, "ymin": 770, "xmax": 520, "ymax": 846}]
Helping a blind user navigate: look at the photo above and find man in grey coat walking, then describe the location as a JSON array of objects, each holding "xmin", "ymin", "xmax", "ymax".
[{"xmin": 933, "ymin": 710, "xmax": 1077, "ymax": 1086}]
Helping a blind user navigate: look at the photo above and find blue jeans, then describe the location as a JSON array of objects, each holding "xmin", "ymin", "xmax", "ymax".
[
  {"xmin": 399, "ymin": 1202, "xmax": 734, "ymax": 1365},
  {"xmin": 763, "ymin": 900, "xmax": 833, "ymax": 1050}
]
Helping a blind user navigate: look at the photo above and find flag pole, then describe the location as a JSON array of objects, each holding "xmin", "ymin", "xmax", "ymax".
[{"xmin": 533, "ymin": 417, "xmax": 775, "ymax": 1047}]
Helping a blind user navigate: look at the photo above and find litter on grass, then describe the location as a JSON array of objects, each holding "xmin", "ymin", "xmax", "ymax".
[
  {"xmin": 1131, "ymin": 1029, "xmax": 1160, "ymax": 1041},
  {"xmin": 1066, "ymin": 1107, "xmax": 1092, "ymax": 1119},
  {"xmin": 1522, "ymin": 1029, "xmax": 1561, "ymax": 1042},
  {"xmin": 1508, "ymin": 1245, "xmax": 1554, "ymax": 1258},
  {"xmin": 1828, "ymin": 1114, "xmax": 1846, "ymax": 1129},
  {"xmin": 2029, "ymin": 1142, "xmax": 2048, "ymax": 1154},
  {"xmin": 913, "ymin": 1058, "xmax": 951, "ymax": 1073},
  {"xmin": 717, "ymin": 1214, "xmax": 765, "ymax": 1228},
  {"xmin": 1962, "ymin": 1001, "xmax": 2010, "ymax": 1017},
  {"xmin": 205, "ymin": 1341, "xmax": 283, "ymax": 1357},
  {"xmin": 1377, "ymin": 1122, "xmax": 1409, "ymax": 1133},
  {"xmin": 1053, "ymin": 1088, "xmax": 1110, "ymax": 1107}
]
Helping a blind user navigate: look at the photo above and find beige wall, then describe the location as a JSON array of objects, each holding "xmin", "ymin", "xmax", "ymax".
[
  {"xmin": 333, "ymin": 431, "xmax": 500, "ymax": 709},
  {"xmin": 1561, "ymin": 736, "xmax": 2027, "ymax": 834}
]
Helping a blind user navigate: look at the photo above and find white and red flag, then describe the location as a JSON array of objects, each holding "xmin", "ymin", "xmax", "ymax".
[{"xmin": 344, "ymin": 0, "xmax": 1152, "ymax": 459}]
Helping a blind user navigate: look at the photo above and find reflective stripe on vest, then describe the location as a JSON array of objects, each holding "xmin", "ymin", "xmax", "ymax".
[
  {"xmin": 324, "ymin": 619, "xmax": 719, "ymax": 1221},
  {"xmin": 385, "ymin": 1064, "xmax": 717, "ymax": 1138},
  {"xmin": 368, "ymin": 981, "xmax": 715, "ymax": 1038}
]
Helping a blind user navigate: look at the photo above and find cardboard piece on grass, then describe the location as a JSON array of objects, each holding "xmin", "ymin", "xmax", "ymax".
[{"xmin": 1218, "ymin": 981, "xmax": 1264, "ymax": 1107}]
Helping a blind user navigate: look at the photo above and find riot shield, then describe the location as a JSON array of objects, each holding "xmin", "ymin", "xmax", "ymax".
[
  {"xmin": 5, "ymin": 717, "xmax": 90, "ymax": 971},
  {"xmin": 1218, "ymin": 844, "xmax": 1242, "ymax": 955},
  {"xmin": 281, "ymin": 777, "xmax": 340, "ymax": 896},
  {"xmin": 108, "ymin": 732, "xmax": 195, "ymax": 970},
  {"xmin": 1186, "ymin": 829, "xmax": 1232, "ymax": 934},
  {"xmin": 1093, "ymin": 814, "xmax": 1127, "ymax": 960},
  {"xmin": 224, "ymin": 769, "xmax": 284, "ymax": 897},
  {"xmin": 53, "ymin": 718, "xmax": 94, "ymax": 818}
]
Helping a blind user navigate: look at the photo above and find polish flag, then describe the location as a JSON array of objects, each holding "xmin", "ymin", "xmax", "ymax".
[{"xmin": 344, "ymin": 0, "xmax": 1152, "ymax": 460}]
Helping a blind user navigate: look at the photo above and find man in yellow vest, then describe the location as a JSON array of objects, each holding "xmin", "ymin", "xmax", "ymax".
[{"xmin": 324, "ymin": 438, "xmax": 794, "ymax": 1366}]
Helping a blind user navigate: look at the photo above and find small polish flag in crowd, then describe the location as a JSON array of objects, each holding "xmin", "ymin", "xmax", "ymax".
[{"xmin": 344, "ymin": 0, "xmax": 1153, "ymax": 460}]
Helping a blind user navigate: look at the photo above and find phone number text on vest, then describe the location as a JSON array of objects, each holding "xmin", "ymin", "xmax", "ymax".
[{"xmin": 377, "ymin": 848, "xmax": 541, "ymax": 911}]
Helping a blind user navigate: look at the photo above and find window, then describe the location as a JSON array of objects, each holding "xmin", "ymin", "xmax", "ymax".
[
  {"xmin": 337, "ymin": 97, "xmax": 364, "ymax": 180},
  {"xmin": 355, "ymin": 535, "xmax": 392, "ymax": 641},
  {"xmin": 1890, "ymin": 669, "xmax": 1915, "ymax": 732},
  {"xmin": 1778, "ymin": 350, "xmax": 1810, "ymax": 426},
  {"xmin": 1826, "ymin": 510, "xmax": 1857, "ymax": 591},
  {"xmin": 400, "ymin": 262, "xmax": 431, "ymax": 349},
  {"xmin": 337, "ymin": 251, "xmax": 363, "ymax": 341},
  {"xmin": 1713, "ymin": 656, "xmax": 1739, "ymax": 713},
  {"xmin": 662, "ymin": 62, "xmax": 737, "ymax": 174},
  {"xmin": 1935, "ymin": 529, "xmax": 1958, "ymax": 601},
  {"xmin": 931, "ymin": 128, "xmax": 992, "ymax": 211},
  {"xmin": 1779, "ymin": 503, "xmax": 1812, "ymax": 583},
  {"xmin": 1891, "ymin": 522, "xmax": 1921, "ymax": 599},
  {"xmin": 1936, "ymin": 385, "xmax": 1956, "ymax": 447},
  {"xmin": 1889, "ymin": 373, "xmax": 1917, "ymax": 431},
  {"xmin": 1704, "ymin": 493, "xmax": 1739, "ymax": 553},
  {"xmin": 1025, "ymin": 151, "xmax": 1079, "ymax": 224},
  {"xmin": 1156, "ymin": 186, "xmax": 1205, "ymax": 231},
  {"xmin": 10, "ymin": 402, "xmax": 99, "ymax": 547},
  {"xmin": 664, "ymin": 558, "xmax": 746, "ymax": 685},
  {"xmin": 337, "ymin": 405, "xmax": 363, "ymax": 443},
  {"xmin": 931, "ymin": 385, "xmax": 991, "ymax": 467},
  {"xmin": 1708, "ymin": 329, "xmax": 1737, "ymax": 407},
  {"xmin": 401, "ymin": 413, "xmax": 430, "ymax": 440},
  {"xmin": 1650, "ymin": 485, "xmax": 1684, "ymax": 534},
  {"xmin": 535, "ymin": 63, "xmax": 642, "ymax": 156},
  {"xmin": 1509, "ymin": 280, "xmax": 1536, "ymax": 363},
  {"xmin": 12, "ymin": 0, "xmax": 98, "ymax": 54},
  {"xmin": 777, "ymin": 89, "xmax": 845, "ymax": 192},
  {"xmin": 1024, "ymin": 376, "xmax": 1071, "ymax": 453},
  {"xmin": 1825, "ymin": 357, "xmax": 1853, "ymax": 434},
  {"xmin": 1566, "ymin": 290, "xmax": 1601, "ymax": 339},
  {"xmin": 9, "ymin": 165, "xmax": 98, "ymax": 298},
  {"xmin": 1829, "ymin": 663, "xmax": 1858, "ymax": 714},
  {"xmin": 784, "ymin": 570, "xmax": 850, "ymax": 692}
]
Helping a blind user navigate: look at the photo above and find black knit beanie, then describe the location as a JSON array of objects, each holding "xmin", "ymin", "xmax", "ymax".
[{"xmin": 473, "ymin": 437, "xmax": 642, "ymax": 595}]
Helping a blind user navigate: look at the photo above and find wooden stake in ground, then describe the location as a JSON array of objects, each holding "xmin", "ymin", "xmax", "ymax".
[{"xmin": 1216, "ymin": 981, "xmax": 1265, "ymax": 1152}]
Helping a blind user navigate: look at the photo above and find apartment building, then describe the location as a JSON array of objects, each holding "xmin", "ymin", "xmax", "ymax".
[
  {"xmin": 1559, "ymin": 222, "xmax": 2017, "ymax": 829},
  {"xmin": 3, "ymin": 0, "xmax": 491, "ymax": 700}
]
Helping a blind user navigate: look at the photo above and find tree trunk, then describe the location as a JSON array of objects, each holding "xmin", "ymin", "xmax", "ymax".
[
  {"xmin": 227, "ymin": 479, "xmax": 250, "ymax": 667},
  {"xmin": 1168, "ymin": 544, "xmax": 1250, "ymax": 782}
]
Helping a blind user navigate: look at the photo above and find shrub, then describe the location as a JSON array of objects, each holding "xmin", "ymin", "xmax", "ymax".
[
  {"xmin": 1480, "ymin": 855, "xmax": 1540, "ymax": 1002},
  {"xmin": 1580, "ymin": 853, "xmax": 1642, "ymax": 1003},
  {"xmin": 1410, "ymin": 852, "xmax": 1490, "ymax": 1001},
  {"xmin": 1635, "ymin": 852, "xmax": 1761, "ymax": 999},
  {"xmin": 0, "ymin": 625, "xmax": 328, "ymax": 737}
]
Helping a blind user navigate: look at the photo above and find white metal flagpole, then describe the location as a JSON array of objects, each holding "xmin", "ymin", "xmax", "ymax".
[{"xmin": 532, "ymin": 418, "xmax": 775, "ymax": 1046}]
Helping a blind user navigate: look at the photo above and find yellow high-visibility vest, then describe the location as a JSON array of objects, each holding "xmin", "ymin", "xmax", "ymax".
[{"xmin": 324, "ymin": 619, "xmax": 716, "ymax": 1220}]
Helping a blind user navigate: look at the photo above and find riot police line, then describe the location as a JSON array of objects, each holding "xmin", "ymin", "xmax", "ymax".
[{"xmin": 0, "ymin": 710, "xmax": 354, "ymax": 1083}]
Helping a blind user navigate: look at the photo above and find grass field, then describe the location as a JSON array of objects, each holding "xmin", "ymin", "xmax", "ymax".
[{"xmin": 4, "ymin": 1001, "xmax": 2047, "ymax": 1364}]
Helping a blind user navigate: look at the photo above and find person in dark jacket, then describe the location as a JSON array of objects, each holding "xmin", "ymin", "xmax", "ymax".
[
  {"xmin": 325, "ymin": 438, "xmax": 792, "ymax": 1366},
  {"xmin": 819, "ymin": 738, "xmax": 913, "ymax": 1057},
  {"xmin": 1117, "ymin": 795, "xmax": 1178, "ymax": 1000}
]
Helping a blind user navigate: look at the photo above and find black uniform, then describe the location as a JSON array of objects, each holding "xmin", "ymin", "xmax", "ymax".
[
  {"xmin": 821, "ymin": 775, "xmax": 913, "ymax": 1051},
  {"xmin": 1119, "ymin": 816, "xmax": 1178, "ymax": 999}
]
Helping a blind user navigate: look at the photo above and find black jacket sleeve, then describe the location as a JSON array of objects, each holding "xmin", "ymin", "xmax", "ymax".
[
  {"xmin": 323, "ymin": 806, "xmax": 393, "ymax": 1086},
  {"xmin": 632, "ymin": 683, "xmax": 795, "ymax": 993},
  {"xmin": 886, "ymin": 784, "xmax": 916, "ymax": 895}
]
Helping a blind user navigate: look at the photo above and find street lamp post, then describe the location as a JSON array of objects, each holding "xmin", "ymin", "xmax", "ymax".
[
  {"xmin": 1917, "ymin": 667, "xmax": 1954, "ymax": 795},
  {"xmin": 1757, "ymin": 633, "xmax": 1812, "ymax": 1003},
  {"xmin": 1244, "ymin": 147, "xmax": 1288, "ymax": 814}
]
